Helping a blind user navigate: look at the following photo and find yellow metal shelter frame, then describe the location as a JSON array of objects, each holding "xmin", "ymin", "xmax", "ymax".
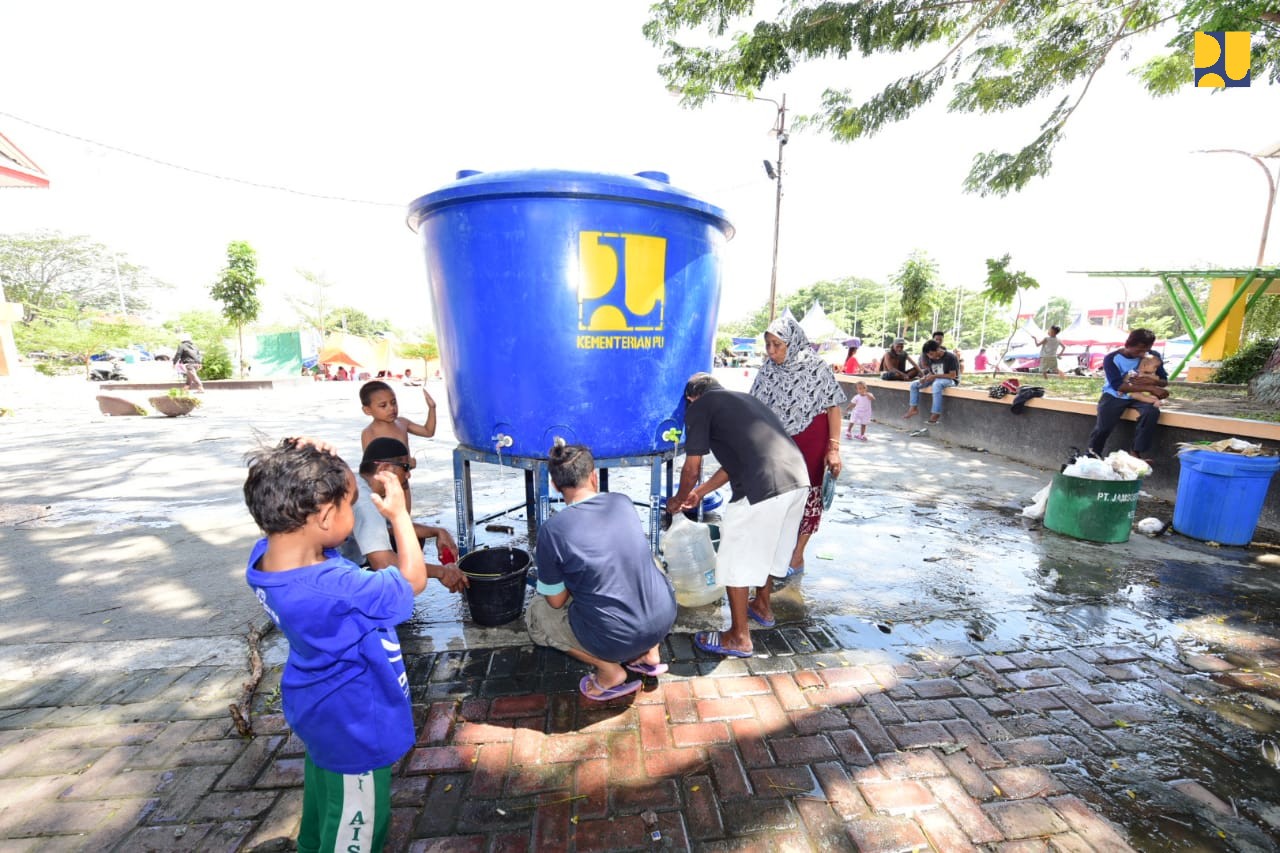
[{"xmin": 1081, "ymin": 269, "xmax": 1279, "ymax": 379}]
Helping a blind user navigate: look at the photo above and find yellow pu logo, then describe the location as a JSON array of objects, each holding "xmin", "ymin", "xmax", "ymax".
[
  {"xmin": 578, "ymin": 232, "xmax": 665, "ymax": 332},
  {"xmin": 1194, "ymin": 31, "xmax": 1250, "ymax": 87}
]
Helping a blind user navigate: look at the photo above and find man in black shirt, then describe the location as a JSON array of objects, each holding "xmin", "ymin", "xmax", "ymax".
[
  {"xmin": 174, "ymin": 338, "xmax": 204, "ymax": 392},
  {"xmin": 904, "ymin": 340, "xmax": 959, "ymax": 424},
  {"xmin": 666, "ymin": 374, "xmax": 809, "ymax": 658}
]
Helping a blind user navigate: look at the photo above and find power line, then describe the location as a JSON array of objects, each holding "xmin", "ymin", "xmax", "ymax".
[{"xmin": 0, "ymin": 110, "xmax": 403, "ymax": 209}]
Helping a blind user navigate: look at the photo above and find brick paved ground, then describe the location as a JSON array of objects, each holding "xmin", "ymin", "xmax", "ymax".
[{"xmin": 2, "ymin": 619, "xmax": 1278, "ymax": 851}]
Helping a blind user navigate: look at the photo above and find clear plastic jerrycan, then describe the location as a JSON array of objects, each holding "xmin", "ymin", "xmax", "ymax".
[{"xmin": 662, "ymin": 512, "xmax": 724, "ymax": 607}]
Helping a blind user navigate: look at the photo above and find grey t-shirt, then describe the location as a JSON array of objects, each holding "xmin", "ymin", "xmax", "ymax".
[
  {"xmin": 683, "ymin": 388, "xmax": 808, "ymax": 505},
  {"xmin": 339, "ymin": 475, "xmax": 391, "ymax": 566}
]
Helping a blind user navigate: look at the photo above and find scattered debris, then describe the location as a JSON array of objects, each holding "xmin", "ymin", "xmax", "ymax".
[
  {"xmin": 1177, "ymin": 438, "xmax": 1269, "ymax": 456},
  {"xmin": 229, "ymin": 625, "xmax": 266, "ymax": 737}
]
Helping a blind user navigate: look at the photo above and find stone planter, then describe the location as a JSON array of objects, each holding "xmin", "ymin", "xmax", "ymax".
[
  {"xmin": 149, "ymin": 396, "xmax": 200, "ymax": 417},
  {"xmin": 97, "ymin": 395, "xmax": 146, "ymax": 416}
]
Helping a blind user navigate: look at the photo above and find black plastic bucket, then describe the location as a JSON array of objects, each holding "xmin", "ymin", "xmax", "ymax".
[{"xmin": 460, "ymin": 547, "xmax": 532, "ymax": 627}]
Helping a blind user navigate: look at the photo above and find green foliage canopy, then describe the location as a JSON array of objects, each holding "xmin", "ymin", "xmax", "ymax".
[
  {"xmin": 893, "ymin": 252, "xmax": 939, "ymax": 325},
  {"xmin": 0, "ymin": 230, "xmax": 164, "ymax": 319},
  {"xmin": 981, "ymin": 254, "xmax": 1040, "ymax": 306},
  {"xmin": 211, "ymin": 241, "xmax": 263, "ymax": 328},
  {"xmin": 647, "ymin": 1, "xmax": 1279, "ymax": 195},
  {"xmin": 12, "ymin": 306, "xmax": 147, "ymax": 373},
  {"xmin": 211, "ymin": 241, "xmax": 264, "ymax": 378},
  {"xmin": 330, "ymin": 306, "xmax": 392, "ymax": 338}
]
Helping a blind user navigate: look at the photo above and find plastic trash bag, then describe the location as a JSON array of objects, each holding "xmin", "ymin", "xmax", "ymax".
[
  {"xmin": 1105, "ymin": 450, "xmax": 1152, "ymax": 480},
  {"xmin": 1062, "ymin": 457, "xmax": 1121, "ymax": 480},
  {"xmin": 1022, "ymin": 484, "xmax": 1051, "ymax": 519}
]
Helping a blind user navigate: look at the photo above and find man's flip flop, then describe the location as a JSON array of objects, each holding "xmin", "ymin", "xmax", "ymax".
[
  {"xmin": 579, "ymin": 674, "xmax": 641, "ymax": 702},
  {"xmin": 746, "ymin": 607, "xmax": 776, "ymax": 629},
  {"xmin": 624, "ymin": 660, "xmax": 669, "ymax": 677},
  {"xmin": 693, "ymin": 630, "xmax": 752, "ymax": 658}
]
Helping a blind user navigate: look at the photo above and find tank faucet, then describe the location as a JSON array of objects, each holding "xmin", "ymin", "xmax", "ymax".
[{"xmin": 493, "ymin": 433, "xmax": 513, "ymax": 452}]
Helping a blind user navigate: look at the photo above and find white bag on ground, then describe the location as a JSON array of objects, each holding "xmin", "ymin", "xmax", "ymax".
[{"xmin": 1022, "ymin": 484, "xmax": 1051, "ymax": 519}]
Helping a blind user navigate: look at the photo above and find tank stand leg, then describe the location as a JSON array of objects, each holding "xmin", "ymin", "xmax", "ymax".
[
  {"xmin": 648, "ymin": 456, "xmax": 664, "ymax": 555},
  {"xmin": 453, "ymin": 449, "xmax": 475, "ymax": 556}
]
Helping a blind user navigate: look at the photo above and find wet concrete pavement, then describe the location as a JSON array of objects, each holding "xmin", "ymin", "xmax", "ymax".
[{"xmin": 0, "ymin": 371, "xmax": 1278, "ymax": 850}]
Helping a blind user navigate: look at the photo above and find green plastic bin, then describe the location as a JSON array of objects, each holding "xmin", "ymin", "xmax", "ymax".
[{"xmin": 1043, "ymin": 473, "xmax": 1141, "ymax": 543}]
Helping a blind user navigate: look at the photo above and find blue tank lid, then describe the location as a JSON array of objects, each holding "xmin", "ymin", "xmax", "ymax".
[{"xmin": 408, "ymin": 168, "xmax": 734, "ymax": 238}]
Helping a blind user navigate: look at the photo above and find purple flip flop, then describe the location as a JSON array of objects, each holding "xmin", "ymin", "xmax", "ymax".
[
  {"xmin": 746, "ymin": 606, "xmax": 776, "ymax": 629},
  {"xmin": 624, "ymin": 660, "xmax": 669, "ymax": 677},
  {"xmin": 693, "ymin": 630, "xmax": 752, "ymax": 659},
  {"xmin": 579, "ymin": 674, "xmax": 641, "ymax": 702}
]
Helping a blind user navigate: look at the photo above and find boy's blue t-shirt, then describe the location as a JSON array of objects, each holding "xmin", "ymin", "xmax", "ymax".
[
  {"xmin": 534, "ymin": 492, "xmax": 677, "ymax": 663},
  {"xmin": 245, "ymin": 539, "xmax": 416, "ymax": 774},
  {"xmin": 1101, "ymin": 350, "xmax": 1167, "ymax": 400}
]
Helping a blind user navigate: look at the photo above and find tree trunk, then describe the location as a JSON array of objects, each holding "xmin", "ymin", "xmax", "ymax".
[
  {"xmin": 237, "ymin": 326, "xmax": 245, "ymax": 378},
  {"xmin": 992, "ymin": 291, "xmax": 1024, "ymax": 377}
]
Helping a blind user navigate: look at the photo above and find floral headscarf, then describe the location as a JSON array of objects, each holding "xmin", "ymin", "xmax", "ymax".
[{"xmin": 750, "ymin": 314, "xmax": 846, "ymax": 434}]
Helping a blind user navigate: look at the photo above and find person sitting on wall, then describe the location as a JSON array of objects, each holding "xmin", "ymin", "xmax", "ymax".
[
  {"xmin": 842, "ymin": 339, "xmax": 862, "ymax": 375},
  {"xmin": 526, "ymin": 440, "xmax": 677, "ymax": 701},
  {"xmin": 903, "ymin": 340, "xmax": 960, "ymax": 424},
  {"xmin": 1087, "ymin": 329, "xmax": 1168, "ymax": 463},
  {"xmin": 878, "ymin": 338, "xmax": 920, "ymax": 381}
]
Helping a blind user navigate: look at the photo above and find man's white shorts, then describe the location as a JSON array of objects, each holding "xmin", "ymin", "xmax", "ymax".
[{"xmin": 714, "ymin": 488, "xmax": 807, "ymax": 588}]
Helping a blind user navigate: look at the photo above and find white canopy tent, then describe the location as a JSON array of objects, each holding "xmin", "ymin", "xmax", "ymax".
[
  {"xmin": 797, "ymin": 301, "xmax": 851, "ymax": 346},
  {"xmin": 1057, "ymin": 315, "xmax": 1130, "ymax": 347}
]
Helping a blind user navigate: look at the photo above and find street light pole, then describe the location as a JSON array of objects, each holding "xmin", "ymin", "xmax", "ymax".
[
  {"xmin": 1199, "ymin": 146, "xmax": 1280, "ymax": 266},
  {"xmin": 767, "ymin": 94, "xmax": 786, "ymax": 322},
  {"xmin": 704, "ymin": 90, "xmax": 787, "ymax": 321}
]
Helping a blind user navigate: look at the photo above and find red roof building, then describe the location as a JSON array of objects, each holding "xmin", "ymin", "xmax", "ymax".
[{"xmin": 0, "ymin": 130, "xmax": 49, "ymax": 188}]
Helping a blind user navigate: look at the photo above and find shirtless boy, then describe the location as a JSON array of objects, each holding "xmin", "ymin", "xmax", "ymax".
[{"xmin": 359, "ymin": 380, "xmax": 438, "ymax": 463}]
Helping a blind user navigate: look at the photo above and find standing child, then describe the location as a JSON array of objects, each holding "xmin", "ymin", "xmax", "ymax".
[
  {"xmin": 845, "ymin": 381, "xmax": 875, "ymax": 441},
  {"xmin": 242, "ymin": 437, "xmax": 427, "ymax": 852},
  {"xmin": 360, "ymin": 380, "xmax": 437, "ymax": 463}
]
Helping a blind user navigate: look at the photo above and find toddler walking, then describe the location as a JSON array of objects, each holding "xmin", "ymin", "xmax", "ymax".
[{"xmin": 845, "ymin": 381, "xmax": 875, "ymax": 441}]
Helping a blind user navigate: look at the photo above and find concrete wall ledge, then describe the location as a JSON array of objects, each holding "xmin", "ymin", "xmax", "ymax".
[
  {"xmin": 100, "ymin": 379, "xmax": 310, "ymax": 392},
  {"xmin": 837, "ymin": 376, "xmax": 1280, "ymax": 534}
]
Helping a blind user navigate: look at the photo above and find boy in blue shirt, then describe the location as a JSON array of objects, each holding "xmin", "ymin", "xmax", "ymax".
[
  {"xmin": 243, "ymin": 437, "xmax": 427, "ymax": 852},
  {"xmin": 1087, "ymin": 329, "xmax": 1169, "ymax": 462}
]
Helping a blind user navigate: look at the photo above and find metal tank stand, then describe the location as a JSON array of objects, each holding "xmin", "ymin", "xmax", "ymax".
[{"xmin": 452, "ymin": 445, "xmax": 678, "ymax": 557}]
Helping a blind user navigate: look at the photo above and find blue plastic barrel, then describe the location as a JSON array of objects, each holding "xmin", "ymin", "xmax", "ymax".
[
  {"xmin": 408, "ymin": 170, "xmax": 733, "ymax": 458},
  {"xmin": 1173, "ymin": 450, "xmax": 1280, "ymax": 546}
]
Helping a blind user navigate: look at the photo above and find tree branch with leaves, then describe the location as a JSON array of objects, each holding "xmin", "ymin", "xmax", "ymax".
[
  {"xmin": 648, "ymin": 0, "xmax": 1279, "ymax": 195},
  {"xmin": 981, "ymin": 253, "xmax": 1040, "ymax": 373}
]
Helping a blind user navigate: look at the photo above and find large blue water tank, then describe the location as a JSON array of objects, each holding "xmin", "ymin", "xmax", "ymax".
[{"xmin": 408, "ymin": 169, "xmax": 734, "ymax": 458}]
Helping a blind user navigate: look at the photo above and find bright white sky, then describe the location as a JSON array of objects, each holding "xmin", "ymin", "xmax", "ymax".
[{"xmin": 2, "ymin": 2, "xmax": 1277, "ymax": 335}]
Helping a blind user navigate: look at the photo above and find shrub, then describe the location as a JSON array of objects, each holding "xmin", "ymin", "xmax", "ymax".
[
  {"xmin": 1211, "ymin": 338, "xmax": 1276, "ymax": 384},
  {"xmin": 200, "ymin": 341, "xmax": 234, "ymax": 381},
  {"xmin": 167, "ymin": 387, "xmax": 201, "ymax": 404},
  {"xmin": 34, "ymin": 362, "xmax": 57, "ymax": 377}
]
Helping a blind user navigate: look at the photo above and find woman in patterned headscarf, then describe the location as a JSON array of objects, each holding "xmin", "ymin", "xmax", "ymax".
[{"xmin": 750, "ymin": 314, "xmax": 846, "ymax": 577}]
